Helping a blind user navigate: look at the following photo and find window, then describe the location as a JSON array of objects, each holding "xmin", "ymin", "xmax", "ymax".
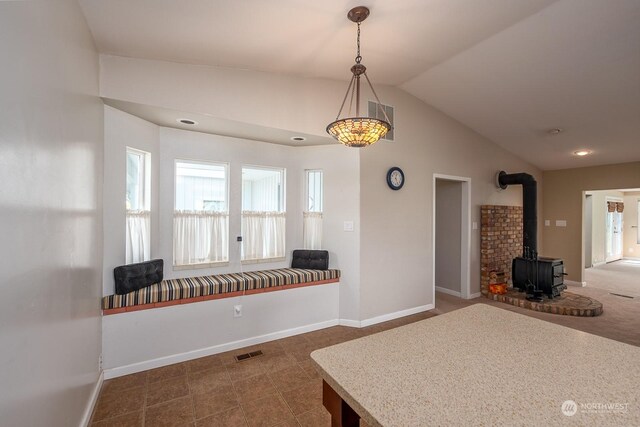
[
  {"xmin": 173, "ymin": 160, "xmax": 229, "ymax": 266},
  {"xmin": 304, "ymin": 170, "xmax": 323, "ymax": 249},
  {"xmin": 241, "ymin": 166, "xmax": 285, "ymax": 261},
  {"xmin": 125, "ymin": 148, "xmax": 151, "ymax": 264}
]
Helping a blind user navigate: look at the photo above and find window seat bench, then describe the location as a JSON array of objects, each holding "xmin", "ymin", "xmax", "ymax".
[{"xmin": 102, "ymin": 268, "xmax": 340, "ymax": 315}]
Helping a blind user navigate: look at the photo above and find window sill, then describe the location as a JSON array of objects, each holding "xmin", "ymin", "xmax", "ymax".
[
  {"xmin": 173, "ymin": 261, "xmax": 229, "ymax": 271},
  {"xmin": 241, "ymin": 257, "xmax": 286, "ymax": 265}
]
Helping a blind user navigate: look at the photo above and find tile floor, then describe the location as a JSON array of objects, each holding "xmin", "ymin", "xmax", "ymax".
[{"xmin": 90, "ymin": 310, "xmax": 437, "ymax": 426}]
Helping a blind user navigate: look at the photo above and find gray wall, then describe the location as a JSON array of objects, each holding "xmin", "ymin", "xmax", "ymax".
[
  {"xmin": 0, "ymin": 1, "xmax": 103, "ymax": 425},
  {"xmin": 435, "ymin": 180, "xmax": 462, "ymax": 293}
]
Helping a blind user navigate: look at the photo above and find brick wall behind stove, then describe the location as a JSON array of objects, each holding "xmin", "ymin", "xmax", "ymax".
[{"xmin": 481, "ymin": 205, "xmax": 523, "ymax": 297}]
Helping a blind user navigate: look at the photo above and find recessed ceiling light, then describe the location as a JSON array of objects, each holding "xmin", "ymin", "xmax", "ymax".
[
  {"xmin": 573, "ymin": 150, "xmax": 592, "ymax": 156},
  {"xmin": 548, "ymin": 128, "xmax": 564, "ymax": 135},
  {"xmin": 291, "ymin": 136, "xmax": 306, "ymax": 142},
  {"xmin": 177, "ymin": 118, "xmax": 198, "ymax": 125}
]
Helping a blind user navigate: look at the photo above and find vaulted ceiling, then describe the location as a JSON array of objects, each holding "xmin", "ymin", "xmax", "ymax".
[{"xmin": 79, "ymin": 0, "xmax": 640, "ymax": 170}]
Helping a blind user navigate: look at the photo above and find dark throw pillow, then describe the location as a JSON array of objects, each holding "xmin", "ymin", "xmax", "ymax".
[
  {"xmin": 114, "ymin": 259, "xmax": 164, "ymax": 295},
  {"xmin": 291, "ymin": 250, "xmax": 329, "ymax": 270}
]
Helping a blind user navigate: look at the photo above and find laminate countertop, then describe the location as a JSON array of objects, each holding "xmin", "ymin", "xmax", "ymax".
[{"xmin": 311, "ymin": 304, "xmax": 640, "ymax": 426}]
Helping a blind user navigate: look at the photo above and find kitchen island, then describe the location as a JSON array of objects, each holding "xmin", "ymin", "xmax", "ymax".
[{"xmin": 311, "ymin": 304, "xmax": 639, "ymax": 426}]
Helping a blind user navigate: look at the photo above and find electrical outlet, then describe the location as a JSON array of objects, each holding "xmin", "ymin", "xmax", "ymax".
[
  {"xmin": 98, "ymin": 354, "xmax": 103, "ymax": 371},
  {"xmin": 237, "ymin": 236, "xmax": 243, "ymax": 242},
  {"xmin": 234, "ymin": 305, "xmax": 242, "ymax": 318}
]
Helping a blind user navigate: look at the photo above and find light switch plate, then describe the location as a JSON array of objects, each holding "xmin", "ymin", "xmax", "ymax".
[
  {"xmin": 472, "ymin": 222, "xmax": 478, "ymax": 230},
  {"xmin": 343, "ymin": 221, "xmax": 354, "ymax": 232},
  {"xmin": 545, "ymin": 220, "xmax": 550, "ymax": 226},
  {"xmin": 555, "ymin": 220, "xmax": 567, "ymax": 227}
]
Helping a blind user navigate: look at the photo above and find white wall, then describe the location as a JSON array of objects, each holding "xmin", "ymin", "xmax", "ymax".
[
  {"xmin": 99, "ymin": 55, "xmax": 542, "ymax": 323},
  {"xmin": 435, "ymin": 180, "xmax": 462, "ymax": 293},
  {"xmin": 623, "ymin": 192, "xmax": 640, "ymax": 258},
  {"xmin": 100, "ymin": 55, "xmax": 345, "ymax": 137},
  {"xmin": 298, "ymin": 146, "xmax": 360, "ymax": 322},
  {"xmin": 103, "ymin": 106, "xmax": 159, "ymax": 294},
  {"xmin": 102, "ymin": 125, "xmax": 356, "ymax": 370},
  {"xmin": 0, "ymin": 1, "xmax": 103, "ymax": 426},
  {"xmin": 103, "ymin": 284, "xmax": 339, "ymax": 374}
]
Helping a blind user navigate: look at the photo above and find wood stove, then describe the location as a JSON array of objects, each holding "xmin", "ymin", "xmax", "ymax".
[
  {"xmin": 497, "ymin": 171, "xmax": 566, "ymax": 299},
  {"xmin": 512, "ymin": 256, "xmax": 567, "ymax": 298}
]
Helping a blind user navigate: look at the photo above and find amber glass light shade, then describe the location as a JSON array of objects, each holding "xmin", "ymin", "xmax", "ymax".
[{"xmin": 326, "ymin": 117, "xmax": 391, "ymax": 148}]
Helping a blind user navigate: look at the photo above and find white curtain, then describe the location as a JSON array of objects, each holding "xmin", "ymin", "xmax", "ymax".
[
  {"xmin": 303, "ymin": 211, "xmax": 323, "ymax": 249},
  {"xmin": 242, "ymin": 211, "xmax": 286, "ymax": 260},
  {"xmin": 173, "ymin": 211, "xmax": 229, "ymax": 265},
  {"xmin": 126, "ymin": 210, "xmax": 150, "ymax": 264}
]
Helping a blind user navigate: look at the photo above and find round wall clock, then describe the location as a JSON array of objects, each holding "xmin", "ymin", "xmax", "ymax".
[{"xmin": 386, "ymin": 167, "xmax": 405, "ymax": 190}]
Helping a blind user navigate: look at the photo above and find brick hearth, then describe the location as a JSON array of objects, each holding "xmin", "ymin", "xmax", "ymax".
[{"xmin": 480, "ymin": 205, "xmax": 522, "ymax": 297}]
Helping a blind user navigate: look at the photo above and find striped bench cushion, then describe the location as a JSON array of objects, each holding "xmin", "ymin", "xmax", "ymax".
[{"xmin": 102, "ymin": 268, "xmax": 340, "ymax": 310}]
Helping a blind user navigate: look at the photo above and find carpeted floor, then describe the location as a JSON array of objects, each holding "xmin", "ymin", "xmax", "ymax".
[
  {"xmin": 585, "ymin": 259, "xmax": 640, "ymax": 297},
  {"xmin": 435, "ymin": 261, "xmax": 640, "ymax": 347}
]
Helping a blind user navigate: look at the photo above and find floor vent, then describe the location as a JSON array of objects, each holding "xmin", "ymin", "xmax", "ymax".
[
  {"xmin": 234, "ymin": 350, "xmax": 263, "ymax": 362},
  {"xmin": 609, "ymin": 292, "xmax": 634, "ymax": 299}
]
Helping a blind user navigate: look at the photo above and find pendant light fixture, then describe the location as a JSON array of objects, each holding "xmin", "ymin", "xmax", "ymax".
[{"xmin": 326, "ymin": 6, "xmax": 392, "ymax": 148}]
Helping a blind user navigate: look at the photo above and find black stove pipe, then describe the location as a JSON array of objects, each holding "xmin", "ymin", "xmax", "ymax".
[{"xmin": 497, "ymin": 171, "xmax": 537, "ymax": 255}]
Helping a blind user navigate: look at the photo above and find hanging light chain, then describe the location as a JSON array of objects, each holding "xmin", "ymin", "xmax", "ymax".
[
  {"xmin": 355, "ymin": 22, "xmax": 362, "ymax": 64},
  {"xmin": 326, "ymin": 6, "xmax": 391, "ymax": 147}
]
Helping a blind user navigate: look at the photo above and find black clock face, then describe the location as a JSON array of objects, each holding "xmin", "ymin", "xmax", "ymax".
[{"xmin": 387, "ymin": 167, "xmax": 404, "ymax": 190}]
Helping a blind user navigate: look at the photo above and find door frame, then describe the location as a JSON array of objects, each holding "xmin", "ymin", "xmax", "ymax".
[
  {"xmin": 605, "ymin": 196, "xmax": 624, "ymax": 262},
  {"xmin": 432, "ymin": 174, "xmax": 472, "ymax": 303}
]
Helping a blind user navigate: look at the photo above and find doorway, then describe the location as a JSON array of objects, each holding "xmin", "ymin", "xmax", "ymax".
[
  {"xmin": 432, "ymin": 174, "xmax": 471, "ymax": 303},
  {"xmin": 605, "ymin": 196, "xmax": 623, "ymax": 262},
  {"xmin": 582, "ymin": 189, "xmax": 640, "ymax": 296}
]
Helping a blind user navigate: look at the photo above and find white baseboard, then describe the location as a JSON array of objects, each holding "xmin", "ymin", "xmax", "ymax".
[
  {"xmin": 338, "ymin": 319, "xmax": 361, "ymax": 328},
  {"xmin": 565, "ymin": 280, "xmax": 586, "ymax": 287},
  {"xmin": 435, "ymin": 286, "xmax": 461, "ymax": 298},
  {"xmin": 467, "ymin": 292, "xmax": 482, "ymax": 299},
  {"xmin": 104, "ymin": 304, "xmax": 438, "ymax": 379},
  {"xmin": 359, "ymin": 304, "xmax": 435, "ymax": 328},
  {"xmin": 80, "ymin": 371, "xmax": 103, "ymax": 427},
  {"xmin": 103, "ymin": 319, "xmax": 338, "ymax": 379}
]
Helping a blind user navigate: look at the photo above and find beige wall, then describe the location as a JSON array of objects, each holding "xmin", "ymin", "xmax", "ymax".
[
  {"xmin": 623, "ymin": 192, "xmax": 640, "ymax": 258},
  {"xmin": 0, "ymin": 1, "xmax": 103, "ymax": 425},
  {"xmin": 435, "ymin": 180, "xmax": 462, "ymax": 293},
  {"xmin": 358, "ymin": 89, "xmax": 541, "ymax": 319},
  {"xmin": 543, "ymin": 162, "xmax": 640, "ymax": 283}
]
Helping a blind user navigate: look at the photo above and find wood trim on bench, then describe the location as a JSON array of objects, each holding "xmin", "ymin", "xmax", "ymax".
[{"xmin": 102, "ymin": 278, "xmax": 339, "ymax": 316}]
